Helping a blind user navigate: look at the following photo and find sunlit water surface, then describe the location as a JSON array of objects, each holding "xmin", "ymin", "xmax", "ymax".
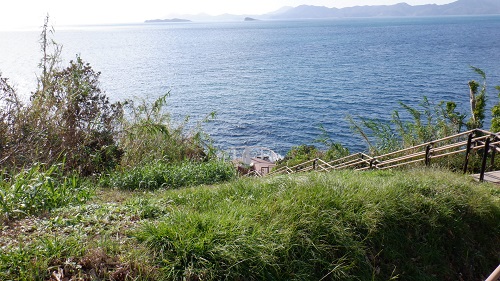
[{"xmin": 1, "ymin": 16, "xmax": 500, "ymax": 154}]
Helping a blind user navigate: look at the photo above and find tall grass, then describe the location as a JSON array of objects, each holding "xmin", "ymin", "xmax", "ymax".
[
  {"xmin": 102, "ymin": 160, "xmax": 236, "ymax": 190},
  {"xmin": 134, "ymin": 169, "xmax": 500, "ymax": 281},
  {"xmin": 0, "ymin": 163, "xmax": 92, "ymax": 222},
  {"xmin": 348, "ymin": 68, "xmax": 500, "ymax": 157},
  {"xmin": 119, "ymin": 93, "xmax": 217, "ymax": 167}
]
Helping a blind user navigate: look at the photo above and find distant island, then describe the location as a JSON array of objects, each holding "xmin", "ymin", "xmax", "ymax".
[
  {"xmin": 146, "ymin": 0, "xmax": 500, "ymax": 22},
  {"xmin": 244, "ymin": 17, "xmax": 258, "ymax": 21},
  {"xmin": 144, "ymin": 18, "xmax": 191, "ymax": 23}
]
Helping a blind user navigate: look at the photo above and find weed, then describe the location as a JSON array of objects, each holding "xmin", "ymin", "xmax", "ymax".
[{"xmin": 0, "ymin": 163, "xmax": 93, "ymax": 222}]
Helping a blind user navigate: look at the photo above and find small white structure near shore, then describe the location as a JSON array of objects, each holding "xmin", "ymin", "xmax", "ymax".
[{"xmin": 227, "ymin": 146, "xmax": 282, "ymax": 176}]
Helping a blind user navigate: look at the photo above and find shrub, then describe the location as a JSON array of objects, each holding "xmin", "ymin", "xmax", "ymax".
[
  {"xmin": 281, "ymin": 144, "xmax": 321, "ymax": 163},
  {"xmin": 348, "ymin": 67, "xmax": 499, "ymax": 157},
  {"xmin": 0, "ymin": 17, "xmax": 123, "ymax": 175},
  {"xmin": 1, "ymin": 17, "xmax": 222, "ymax": 178},
  {"xmin": 466, "ymin": 66, "xmax": 487, "ymax": 130},
  {"xmin": 315, "ymin": 124, "xmax": 351, "ymax": 160}
]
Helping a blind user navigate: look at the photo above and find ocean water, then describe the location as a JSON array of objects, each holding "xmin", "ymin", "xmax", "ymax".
[{"xmin": 1, "ymin": 16, "xmax": 500, "ymax": 154}]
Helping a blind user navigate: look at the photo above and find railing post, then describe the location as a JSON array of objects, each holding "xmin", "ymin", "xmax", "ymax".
[
  {"xmin": 313, "ymin": 159, "xmax": 317, "ymax": 170},
  {"xmin": 425, "ymin": 144, "xmax": 433, "ymax": 166},
  {"xmin": 479, "ymin": 137, "xmax": 491, "ymax": 182},
  {"xmin": 463, "ymin": 133, "xmax": 474, "ymax": 174},
  {"xmin": 490, "ymin": 146, "xmax": 496, "ymax": 170}
]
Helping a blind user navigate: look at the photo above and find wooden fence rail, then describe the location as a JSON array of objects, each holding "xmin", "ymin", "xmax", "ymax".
[{"xmin": 267, "ymin": 129, "xmax": 500, "ymax": 181}]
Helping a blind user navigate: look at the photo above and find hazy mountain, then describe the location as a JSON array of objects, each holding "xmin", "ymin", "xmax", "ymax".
[
  {"xmin": 266, "ymin": 6, "xmax": 294, "ymax": 15},
  {"xmin": 145, "ymin": 18, "xmax": 191, "ymax": 23},
  {"xmin": 440, "ymin": 0, "xmax": 500, "ymax": 15},
  {"xmin": 267, "ymin": 0, "xmax": 500, "ymax": 19},
  {"xmin": 147, "ymin": 0, "xmax": 500, "ymax": 23}
]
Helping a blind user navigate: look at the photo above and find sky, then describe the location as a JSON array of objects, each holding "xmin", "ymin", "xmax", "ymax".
[{"xmin": 1, "ymin": 0, "xmax": 456, "ymax": 30}]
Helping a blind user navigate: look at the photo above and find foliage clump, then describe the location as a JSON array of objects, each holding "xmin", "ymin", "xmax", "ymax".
[
  {"xmin": 102, "ymin": 160, "xmax": 236, "ymax": 190},
  {"xmin": 0, "ymin": 16, "xmax": 220, "ymax": 178},
  {"xmin": 490, "ymin": 85, "xmax": 500, "ymax": 132}
]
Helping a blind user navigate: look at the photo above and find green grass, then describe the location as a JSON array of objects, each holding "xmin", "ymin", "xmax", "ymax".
[
  {"xmin": 1, "ymin": 168, "xmax": 499, "ymax": 280},
  {"xmin": 0, "ymin": 189, "xmax": 159, "ymax": 280},
  {"xmin": 133, "ymin": 168, "xmax": 500, "ymax": 280},
  {"xmin": 102, "ymin": 160, "xmax": 237, "ymax": 190}
]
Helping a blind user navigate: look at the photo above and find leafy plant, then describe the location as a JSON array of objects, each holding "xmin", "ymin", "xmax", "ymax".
[
  {"xmin": 275, "ymin": 126, "xmax": 350, "ymax": 170},
  {"xmin": 348, "ymin": 96, "xmax": 467, "ymax": 155},
  {"xmin": 277, "ymin": 144, "xmax": 322, "ymax": 168},
  {"xmin": 0, "ymin": 163, "xmax": 92, "ymax": 222},
  {"xmin": 347, "ymin": 115, "xmax": 399, "ymax": 155},
  {"xmin": 347, "ymin": 66, "xmax": 500, "ymax": 160}
]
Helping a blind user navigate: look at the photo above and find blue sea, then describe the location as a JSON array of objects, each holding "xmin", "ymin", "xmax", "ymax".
[{"xmin": 1, "ymin": 16, "xmax": 500, "ymax": 154}]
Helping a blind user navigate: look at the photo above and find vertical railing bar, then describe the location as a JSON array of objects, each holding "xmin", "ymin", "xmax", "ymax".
[
  {"xmin": 463, "ymin": 133, "xmax": 474, "ymax": 174},
  {"xmin": 480, "ymin": 137, "xmax": 491, "ymax": 182},
  {"xmin": 425, "ymin": 144, "xmax": 433, "ymax": 166}
]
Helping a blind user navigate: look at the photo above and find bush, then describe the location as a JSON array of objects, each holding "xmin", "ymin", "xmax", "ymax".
[
  {"xmin": 276, "ymin": 142, "xmax": 350, "ymax": 170},
  {"xmin": 0, "ymin": 17, "xmax": 123, "ymax": 175},
  {"xmin": 490, "ymin": 85, "xmax": 500, "ymax": 132},
  {"xmin": 348, "ymin": 67, "xmax": 500, "ymax": 157},
  {"xmin": 279, "ymin": 144, "xmax": 321, "ymax": 166}
]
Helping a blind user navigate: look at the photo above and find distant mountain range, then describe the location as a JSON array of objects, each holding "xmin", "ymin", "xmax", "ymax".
[
  {"xmin": 147, "ymin": 0, "xmax": 500, "ymax": 22},
  {"xmin": 268, "ymin": 0, "xmax": 500, "ymax": 19}
]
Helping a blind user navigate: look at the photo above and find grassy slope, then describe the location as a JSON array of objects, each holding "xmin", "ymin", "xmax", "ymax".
[{"xmin": 1, "ymin": 168, "xmax": 499, "ymax": 281}]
